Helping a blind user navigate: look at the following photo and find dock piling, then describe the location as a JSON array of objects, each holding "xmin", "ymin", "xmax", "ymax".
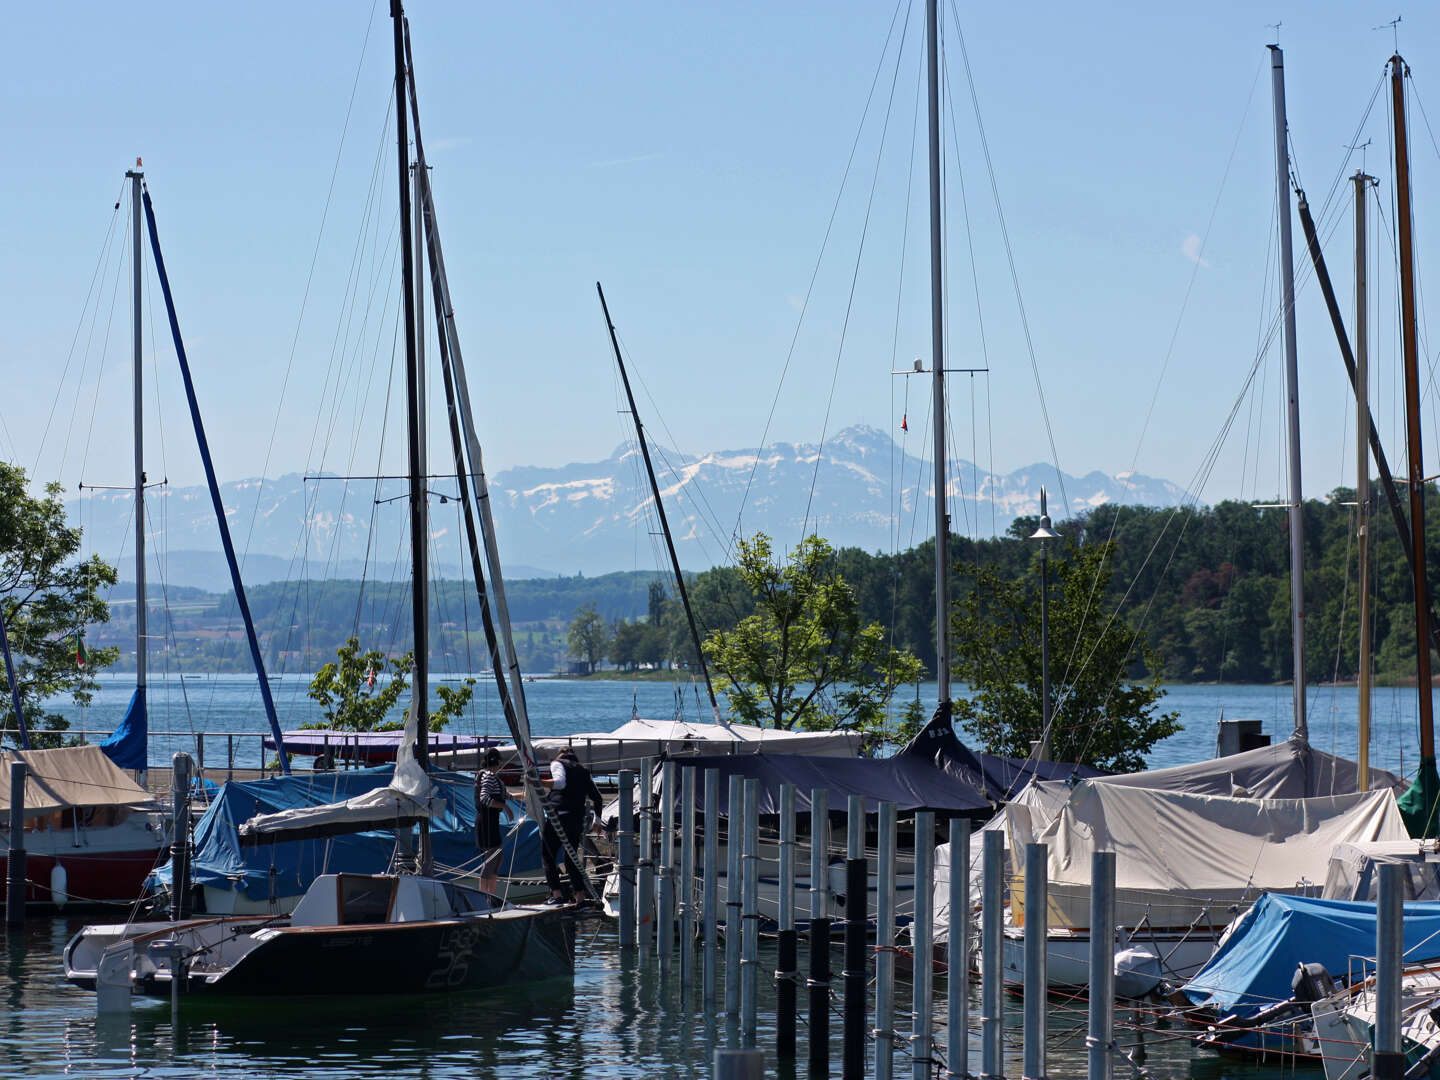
[
  {"xmin": 875, "ymin": 800, "xmax": 898, "ymax": 1080},
  {"xmin": 777, "ymin": 782, "xmax": 797, "ymax": 1059},
  {"xmin": 842, "ymin": 794, "xmax": 868, "ymax": 1080},
  {"xmin": 638, "ymin": 756, "xmax": 655, "ymax": 956},
  {"xmin": 1087, "ymin": 850, "xmax": 1116, "ymax": 1080},
  {"xmin": 981, "ymin": 829, "xmax": 1004, "ymax": 1079},
  {"xmin": 659, "ymin": 761, "xmax": 676, "ymax": 959},
  {"xmin": 681, "ymin": 765, "xmax": 697, "ymax": 986},
  {"xmin": 725, "ymin": 773, "xmax": 744, "ymax": 1017},
  {"xmin": 1022, "ymin": 842, "xmax": 1048, "ymax": 1080},
  {"xmin": 6, "ymin": 761, "xmax": 26, "ymax": 926},
  {"xmin": 714, "ymin": 1047, "xmax": 764, "ymax": 1080},
  {"xmin": 703, "ymin": 767, "xmax": 720, "ymax": 1004},
  {"xmin": 171, "ymin": 753, "xmax": 192, "ymax": 921},
  {"xmin": 912, "ymin": 810, "xmax": 935, "ymax": 1080},
  {"xmin": 808, "ymin": 786, "xmax": 831, "ymax": 1072},
  {"xmin": 1375, "ymin": 861, "xmax": 1405, "ymax": 1079},
  {"xmin": 618, "ymin": 769, "xmax": 636, "ymax": 950},
  {"xmin": 947, "ymin": 817, "xmax": 971, "ymax": 1079},
  {"xmin": 741, "ymin": 777, "xmax": 760, "ymax": 1046}
]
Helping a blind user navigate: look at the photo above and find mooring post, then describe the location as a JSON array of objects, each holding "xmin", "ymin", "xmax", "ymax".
[
  {"xmin": 681, "ymin": 765, "xmax": 697, "ymax": 987},
  {"xmin": 1087, "ymin": 850, "xmax": 1116, "ymax": 1080},
  {"xmin": 1375, "ymin": 861, "xmax": 1405, "ymax": 1080},
  {"xmin": 726, "ymin": 773, "xmax": 744, "ymax": 1017},
  {"xmin": 777, "ymin": 782, "xmax": 798, "ymax": 1059},
  {"xmin": 704, "ymin": 767, "xmax": 720, "ymax": 1005},
  {"xmin": 948, "ymin": 817, "xmax": 971, "ymax": 1079},
  {"xmin": 741, "ymin": 777, "xmax": 760, "ymax": 1046},
  {"xmin": 171, "ymin": 753, "xmax": 192, "ymax": 921},
  {"xmin": 808, "ymin": 786, "xmax": 831, "ymax": 1072},
  {"xmin": 659, "ymin": 761, "xmax": 677, "ymax": 959},
  {"xmin": 875, "ymin": 800, "xmax": 898, "ymax": 1080},
  {"xmin": 981, "ymin": 829, "xmax": 1004, "ymax": 1079},
  {"xmin": 1023, "ymin": 842, "xmax": 1048, "ymax": 1080},
  {"xmin": 843, "ymin": 794, "xmax": 868, "ymax": 1080},
  {"xmin": 6, "ymin": 761, "xmax": 27, "ymax": 926},
  {"xmin": 618, "ymin": 769, "xmax": 636, "ymax": 950},
  {"xmin": 638, "ymin": 756, "xmax": 655, "ymax": 956},
  {"xmin": 713, "ymin": 1047, "xmax": 764, "ymax": 1080},
  {"xmin": 912, "ymin": 810, "xmax": 936, "ymax": 1080}
]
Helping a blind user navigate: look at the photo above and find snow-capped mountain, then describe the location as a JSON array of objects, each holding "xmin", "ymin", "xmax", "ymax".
[{"xmin": 67, "ymin": 425, "xmax": 1187, "ymax": 589}]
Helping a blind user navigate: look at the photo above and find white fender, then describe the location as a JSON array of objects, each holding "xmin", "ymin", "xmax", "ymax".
[{"xmin": 49, "ymin": 863, "xmax": 68, "ymax": 909}]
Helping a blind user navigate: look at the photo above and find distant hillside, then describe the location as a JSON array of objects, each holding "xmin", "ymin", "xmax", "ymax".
[{"xmin": 68, "ymin": 424, "xmax": 1187, "ymax": 589}]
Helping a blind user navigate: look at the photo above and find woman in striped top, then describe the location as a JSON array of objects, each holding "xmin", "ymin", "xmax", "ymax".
[{"xmin": 474, "ymin": 747, "xmax": 507, "ymax": 895}]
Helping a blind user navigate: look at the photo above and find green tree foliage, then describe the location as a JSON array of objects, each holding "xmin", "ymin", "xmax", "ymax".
[
  {"xmin": 0, "ymin": 463, "xmax": 119, "ymax": 747},
  {"xmin": 567, "ymin": 605, "xmax": 611, "ymax": 674},
  {"xmin": 702, "ymin": 533, "xmax": 923, "ymax": 735},
  {"xmin": 306, "ymin": 637, "xmax": 475, "ymax": 732},
  {"xmin": 952, "ymin": 539, "xmax": 1181, "ymax": 772}
]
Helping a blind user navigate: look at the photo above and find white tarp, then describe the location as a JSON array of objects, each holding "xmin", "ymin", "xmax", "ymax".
[
  {"xmin": 1015, "ymin": 782, "xmax": 1407, "ymax": 929},
  {"xmin": 1323, "ymin": 840, "xmax": 1440, "ymax": 901},
  {"xmin": 0, "ymin": 746, "xmax": 156, "ymax": 817},
  {"xmin": 431, "ymin": 715, "xmax": 862, "ymax": 773}
]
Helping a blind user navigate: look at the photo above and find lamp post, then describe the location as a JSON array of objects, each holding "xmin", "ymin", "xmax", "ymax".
[{"xmin": 1028, "ymin": 488, "xmax": 1060, "ymax": 762}]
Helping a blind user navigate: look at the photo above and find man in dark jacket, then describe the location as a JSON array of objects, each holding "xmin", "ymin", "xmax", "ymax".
[{"xmin": 539, "ymin": 747, "xmax": 604, "ymax": 904}]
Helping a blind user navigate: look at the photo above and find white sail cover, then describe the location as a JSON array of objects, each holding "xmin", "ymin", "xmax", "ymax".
[
  {"xmin": 1097, "ymin": 736, "xmax": 1403, "ymax": 798},
  {"xmin": 431, "ymin": 716, "xmax": 862, "ymax": 773},
  {"xmin": 1013, "ymin": 781, "xmax": 1407, "ymax": 928},
  {"xmin": 0, "ymin": 746, "xmax": 157, "ymax": 816}
]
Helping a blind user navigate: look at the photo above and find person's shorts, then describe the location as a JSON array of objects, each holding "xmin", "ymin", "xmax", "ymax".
[{"xmin": 477, "ymin": 844, "xmax": 503, "ymax": 878}]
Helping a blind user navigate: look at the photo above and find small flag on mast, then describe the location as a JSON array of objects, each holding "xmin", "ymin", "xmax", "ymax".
[
  {"xmin": 364, "ymin": 664, "xmax": 377, "ymax": 690},
  {"xmin": 75, "ymin": 634, "xmax": 88, "ymax": 669},
  {"xmin": 900, "ymin": 413, "xmax": 908, "ymax": 433}
]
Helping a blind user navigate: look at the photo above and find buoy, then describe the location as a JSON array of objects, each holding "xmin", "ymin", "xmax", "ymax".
[{"xmin": 50, "ymin": 863, "xmax": 68, "ymax": 908}]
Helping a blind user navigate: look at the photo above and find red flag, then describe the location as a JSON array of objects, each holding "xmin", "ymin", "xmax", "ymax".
[
  {"xmin": 75, "ymin": 634, "xmax": 88, "ymax": 669},
  {"xmin": 364, "ymin": 665, "xmax": 376, "ymax": 690},
  {"xmin": 900, "ymin": 413, "xmax": 908, "ymax": 432}
]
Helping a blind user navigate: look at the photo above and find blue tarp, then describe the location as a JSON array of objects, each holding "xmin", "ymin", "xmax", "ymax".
[
  {"xmin": 1183, "ymin": 893, "xmax": 1440, "ymax": 1013},
  {"xmin": 100, "ymin": 687, "xmax": 147, "ymax": 770},
  {"xmin": 149, "ymin": 766, "xmax": 541, "ymax": 903}
]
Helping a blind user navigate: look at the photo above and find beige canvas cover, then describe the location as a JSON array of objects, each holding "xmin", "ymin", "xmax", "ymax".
[
  {"xmin": 1012, "ymin": 781, "xmax": 1406, "ymax": 929},
  {"xmin": 0, "ymin": 746, "xmax": 157, "ymax": 817}
]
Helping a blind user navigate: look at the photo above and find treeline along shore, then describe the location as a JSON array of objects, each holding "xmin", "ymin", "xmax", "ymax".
[{"xmin": 88, "ymin": 488, "xmax": 1436, "ymax": 684}]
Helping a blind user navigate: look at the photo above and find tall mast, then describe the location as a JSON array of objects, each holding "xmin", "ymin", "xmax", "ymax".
[
  {"xmin": 1392, "ymin": 54, "xmax": 1435, "ymax": 766},
  {"xmin": 1355, "ymin": 170, "xmax": 1373, "ymax": 790},
  {"xmin": 926, "ymin": 0, "xmax": 951, "ymax": 709},
  {"xmin": 392, "ymin": 0, "xmax": 429, "ymax": 875},
  {"xmin": 127, "ymin": 164, "xmax": 146, "ymax": 732},
  {"xmin": 596, "ymin": 282, "xmax": 721, "ymax": 721},
  {"xmin": 1269, "ymin": 45, "xmax": 1307, "ymax": 742}
]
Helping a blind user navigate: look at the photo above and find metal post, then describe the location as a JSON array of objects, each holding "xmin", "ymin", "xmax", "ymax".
[
  {"xmin": 713, "ymin": 1047, "xmax": 764, "ymax": 1080},
  {"xmin": 1355, "ymin": 170, "xmax": 1373, "ymax": 790},
  {"xmin": 777, "ymin": 783, "xmax": 798, "ymax": 1059},
  {"xmin": 618, "ymin": 769, "xmax": 636, "ymax": 949},
  {"xmin": 638, "ymin": 756, "xmax": 655, "ymax": 955},
  {"xmin": 704, "ymin": 767, "xmax": 720, "ymax": 1004},
  {"xmin": 876, "ymin": 801, "xmax": 898, "ymax": 1080},
  {"xmin": 6, "ymin": 762, "xmax": 27, "ymax": 925},
  {"xmin": 726, "ymin": 773, "xmax": 743, "ymax": 1016},
  {"xmin": 1023, "ymin": 842, "xmax": 1048, "ymax": 1080},
  {"xmin": 1039, "ymin": 527, "xmax": 1051, "ymax": 762},
  {"xmin": 948, "ymin": 818, "xmax": 971, "ymax": 1079},
  {"xmin": 913, "ymin": 811, "xmax": 935, "ymax": 1080},
  {"xmin": 171, "ymin": 753, "xmax": 192, "ymax": 922},
  {"xmin": 226, "ymin": 734, "xmax": 233, "ymax": 782},
  {"xmin": 1375, "ymin": 861, "xmax": 1405, "ymax": 1079},
  {"xmin": 809, "ymin": 787, "xmax": 831, "ymax": 1071},
  {"xmin": 843, "ymin": 852, "xmax": 868, "ymax": 1079},
  {"xmin": 127, "ymin": 168, "xmax": 148, "ymax": 754},
  {"xmin": 659, "ymin": 761, "xmax": 676, "ymax": 958},
  {"xmin": 741, "ymin": 777, "xmax": 759, "ymax": 1046},
  {"xmin": 981, "ymin": 829, "xmax": 1004, "ymax": 1079},
  {"xmin": 1087, "ymin": 851, "xmax": 1116, "ymax": 1080},
  {"xmin": 681, "ymin": 766, "xmax": 697, "ymax": 985},
  {"xmin": 925, "ymin": 0, "xmax": 950, "ymax": 707}
]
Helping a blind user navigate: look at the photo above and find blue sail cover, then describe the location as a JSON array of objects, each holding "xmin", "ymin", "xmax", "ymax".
[
  {"xmin": 149, "ymin": 766, "xmax": 541, "ymax": 902},
  {"xmin": 1182, "ymin": 893, "xmax": 1440, "ymax": 1013},
  {"xmin": 99, "ymin": 687, "xmax": 147, "ymax": 770}
]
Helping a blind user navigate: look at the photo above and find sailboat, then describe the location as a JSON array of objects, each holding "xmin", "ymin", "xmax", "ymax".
[{"xmin": 62, "ymin": 0, "xmax": 575, "ymax": 1000}]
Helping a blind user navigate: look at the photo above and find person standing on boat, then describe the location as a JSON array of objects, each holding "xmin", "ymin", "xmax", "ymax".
[
  {"xmin": 540, "ymin": 747, "xmax": 603, "ymax": 904},
  {"xmin": 474, "ymin": 747, "xmax": 507, "ymax": 896}
]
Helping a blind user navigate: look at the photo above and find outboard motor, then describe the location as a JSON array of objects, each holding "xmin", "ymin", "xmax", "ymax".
[
  {"xmin": 1114, "ymin": 945, "xmax": 1163, "ymax": 998},
  {"xmin": 1291, "ymin": 962, "xmax": 1336, "ymax": 1003}
]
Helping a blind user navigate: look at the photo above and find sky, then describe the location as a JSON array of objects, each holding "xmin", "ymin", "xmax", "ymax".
[{"xmin": 6, "ymin": 1, "xmax": 1440, "ymax": 525}]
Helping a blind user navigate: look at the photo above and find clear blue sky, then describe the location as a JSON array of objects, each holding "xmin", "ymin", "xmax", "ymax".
[{"xmin": 5, "ymin": 1, "xmax": 1440, "ymax": 521}]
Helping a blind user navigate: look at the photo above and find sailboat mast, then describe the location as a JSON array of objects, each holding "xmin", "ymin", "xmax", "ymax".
[
  {"xmin": 1355, "ymin": 170, "xmax": 1372, "ymax": 790},
  {"xmin": 127, "ymin": 165, "xmax": 146, "ymax": 728},
  {"xmin": 1391, "ymin": 54, "xmax": 1435, "ymax": 763},
  {"xmin": 1269, "ymin": 45, "xmax": 1307, "ymax": 741},
  {"xmin": 595, "ymin": 282, "xmax": 721, "ymax": 720},
  {"xmin": 392, "ymin": 0, "xmax": 428, "ymax": 780},
  {"xmin": 925, "ymin": 0, "xmax": 951, "ymax": 709}
]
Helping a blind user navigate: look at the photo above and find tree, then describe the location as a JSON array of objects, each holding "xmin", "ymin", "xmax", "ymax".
[
  {"xmin": 703, "ymin": 533, "xmax": 923, "ymax": 736},
  {"xmin": 567, "ymin": 605, "xmax": 611, "ymax": 674},
  {"xmin": 306, "ymin": 637, "xmax": 475, "ymax": 732},
  {"xmin": 0, "ymin": 463, "xmax": 119, "ymax": 748},
  {"xmin": 609, "ymin": 620, "xmax": 646, "ymax": 672},
  {"xmin": 951, "ymin": 538, "xmax": 1180, "ymax": 772}
]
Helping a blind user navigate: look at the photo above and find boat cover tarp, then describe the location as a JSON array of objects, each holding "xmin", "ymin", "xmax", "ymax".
[
  {"xmin": 99, "ymin": 686, "xmax": 147, "ymax": 770},
  {"xmin": 645, "ymin": 751, "xmax": 993, "ymax": 817},
  {"xmin": 432, "ymin": 716, "xmax": 863, "ymax": 773},
  {"xmin": 1399, "ymin": 757, "xmax": 1440, "ymax": 838},
  {"xmin": 896, "ymin": 703, "xmax": 1106, "ymax": 800},
  {"xmin": 1099, "ymin": 735, "xmax": 1403, "ymax": 799},
  {"xmin": 0, "ymin": 745, "xmax": 157, "ymax": 816},
  {"xmin": 150, "ymin": 766, "xmax": 541, "ymax": 901},
  {"xmin": 264, "ymin": 730, "xmax": 494, "ymax": 764},
  {"xmin": 1323, "ymin": 840, "xmax": 1440, "ymax": 901},
  {"xmin": 1182, "ymin": 892, "xmax": 1440, "ymax": 1012}
]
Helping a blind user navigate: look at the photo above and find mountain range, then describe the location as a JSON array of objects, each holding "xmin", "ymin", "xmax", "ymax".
[{"xmin": 68, "ymin": 424, "xmax": 1188, "ymax": 591}]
